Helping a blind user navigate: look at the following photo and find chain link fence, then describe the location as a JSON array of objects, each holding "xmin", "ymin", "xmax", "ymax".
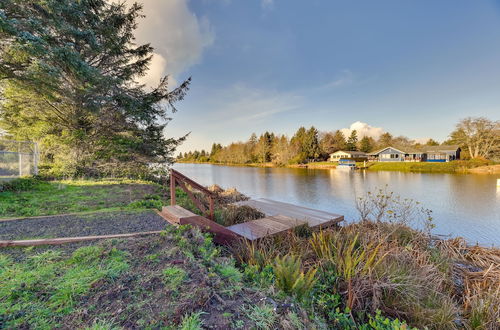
[{"xmin": 0, "ymin": 140, "xmax": 39, "ymax": 179}]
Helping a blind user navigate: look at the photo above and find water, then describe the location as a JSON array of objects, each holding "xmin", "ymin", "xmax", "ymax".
[{"xmin": 173, "ymin": 163, "xmax": 500, "ymax": 247}]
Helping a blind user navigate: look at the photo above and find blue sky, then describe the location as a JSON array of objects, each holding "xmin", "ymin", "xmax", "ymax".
[{"xmin": 132, "ymin": 0, "xmax": 500, "ymax": 153}]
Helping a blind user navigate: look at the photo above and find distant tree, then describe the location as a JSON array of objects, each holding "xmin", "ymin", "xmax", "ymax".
[
  {"xmin": 425, "ymin": 139, "xmax": 439, "ymax": 146},
  {"xmin": 346, "ymin": 130, "xmax": 358, "ymax": 151},
  {"xmin": 210, "ymin": 143, "xmax": 223, "ymax": 158},
  {"xmin": 271, "ymin": 135, "xmax": 295, "ymax": 165},
  {"xmin": 248, "ymin": 133, "xmax": 259, "ymax": 162},
  {"xmin": 319, "ymin": 132, "xmax": 336, "ymax": 157},
  {"xmin": 304, "ymin": 127, "xmax": 321, "ymax": 160},
  {"xmin": 255, "ymin": 132, "xmax": 274, "ymax": 163},
  {"xmin": 290, "ymin": 127, "xmax": 308, "ymax": 163},
  {"xmin": 449, "ymin": 117, "xmax": 499, "ymax": 159},
  {"xmin": 377, "ymin": 133, "xmax": 393, "ymax": 148},
  {"xmin": 392, "ymin": 136, "xmax": 413, "ymax": 150},
  {"xmin": 331, "ymin": 130, "xmax": 347, "ymax": 151},
  {"xmin": 359, "ymin": 136, "xmax": 375, "ymax": 153}
]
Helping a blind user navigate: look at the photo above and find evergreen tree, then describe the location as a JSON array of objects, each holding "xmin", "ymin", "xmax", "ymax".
[
  {"xmin": 359, "ymin": 136, "xmax": 374, "ymax": 152},
  {"xmin": 305, "ymin": 126, "xmax": 321, "ymax": 160},
  {"xmin": 0, "ymin": 0, "xmax": 189, "ymax": 177},
  {"xmin": 346, "ymin": 130, "xmax": 358, "ymax": 151},
  {"xmin": 332, "ymin": 130, "xmax": 347, "ymax": 151}
]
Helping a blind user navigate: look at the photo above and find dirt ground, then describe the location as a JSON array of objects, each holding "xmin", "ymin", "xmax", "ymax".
[{"xmin": 0, "ymin": 210, "xmax": 168, "ymax": 240}]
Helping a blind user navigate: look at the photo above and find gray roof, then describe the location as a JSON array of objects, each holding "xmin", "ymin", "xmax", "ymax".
[
  {"xmin": 368, "ymin": 145, "xmax": 461, "ymax": 155},
  {"xmin": 425, "ymin": 145, "xmax": 461, "ymax": 153},
  {"xmin": 368, "ymin": 146, "xmax": 425, "ymax": 155}
]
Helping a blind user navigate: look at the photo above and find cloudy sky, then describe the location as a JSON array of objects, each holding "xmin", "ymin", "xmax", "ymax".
[{"xmin": 129, "ymin": 0, "xmax": 500, "ymax": 153}]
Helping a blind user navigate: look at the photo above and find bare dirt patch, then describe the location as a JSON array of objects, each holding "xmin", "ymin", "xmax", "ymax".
[{"xmin": 0, "ymin": 210, "xmax": 168, "ymax": 241}]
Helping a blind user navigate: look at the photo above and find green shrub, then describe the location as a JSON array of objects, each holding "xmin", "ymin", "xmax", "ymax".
[
  {"xmin": 273, "ymin": 254, "xmax": 317, "ymax": 301},
  {"xmin": 0, "ymin": 176, "xmax": 47, "ymax": 192}
]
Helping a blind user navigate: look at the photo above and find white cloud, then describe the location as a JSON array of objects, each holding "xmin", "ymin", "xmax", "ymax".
[
  {"xmin": 123, "ymin": 0, "xmax": 215, "ymax": 87},
  {"xmin": 340, "ymin": 121, "xmax": 385, "ymax": 139}
]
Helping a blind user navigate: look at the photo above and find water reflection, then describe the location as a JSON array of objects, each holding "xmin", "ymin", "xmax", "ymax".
[{"xmin": 174, "ymin": 163, "xmax": 500, "ymax": 246}]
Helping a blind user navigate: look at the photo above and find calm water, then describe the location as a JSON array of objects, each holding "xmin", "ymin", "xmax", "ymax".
[{"xmin": 174, "ymin": 163, "xmax": 500, "ymax": 246}]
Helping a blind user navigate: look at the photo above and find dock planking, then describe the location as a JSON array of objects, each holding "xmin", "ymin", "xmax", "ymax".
[
  {"xmin": 226, "ymin": 215, "xmax": 307, "ymax": 240},
  {"xmin": 235, "ymin": 198, "xmax": 344, "ymax": 228}
]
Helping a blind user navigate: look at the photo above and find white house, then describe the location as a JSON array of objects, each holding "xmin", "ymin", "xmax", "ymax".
[{"xmin": 329, "ymin": 150, "xmax": 368, "ymax": 162}]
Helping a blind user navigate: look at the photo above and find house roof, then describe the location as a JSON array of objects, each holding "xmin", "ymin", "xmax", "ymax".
[
  {"xmin": 368, "ymin": 146, "xmax": 405, "ymax": 155},
  {"xmin": 425, "ymin": 145, "xmax": 461, "ymax": 153},
  {"xmin": 368, "ymin": 145, "xmax": 461, "ymax": 156},
  {"xmin": 368, "ymin": 146, "xmax": 425, "ymax": 155},
  {"xmin": 330, "ymin": 150, "xmax": 367, "ymax": 156}
]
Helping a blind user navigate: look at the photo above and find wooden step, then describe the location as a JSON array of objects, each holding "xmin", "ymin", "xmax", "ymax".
[
  {"xmin": 159, "ymin": 205, "xmax": 198, "ymax": 224},
  {"xmin": 226, "ymin": 215, "xmax": 307, "ymax": 241},
  {"xmin": 157, "ymin": 205, "xmax": 239, "ymax": 244}
]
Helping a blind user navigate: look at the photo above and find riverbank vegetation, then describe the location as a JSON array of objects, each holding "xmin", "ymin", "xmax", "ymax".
[
  {"xmin": 179, "ymin": 117, "xmax": 499, "ymax": 170},
  {"xmin": 2, "ymin": 181, "xmax": 499, "ymax": 329},
  {"xmin": 366, "ymin": 159, "xmax": 494, "ymax": 173}
]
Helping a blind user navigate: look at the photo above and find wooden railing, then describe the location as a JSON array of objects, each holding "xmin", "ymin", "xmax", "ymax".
[{"xmin": 169, "ymin": 169, "xmax": 215, "ymax": 220}]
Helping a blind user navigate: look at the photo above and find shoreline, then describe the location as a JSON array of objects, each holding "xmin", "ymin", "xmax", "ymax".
[{"xmin": 176, "ymin": 161, "xmax": 500, "ymax": 174}]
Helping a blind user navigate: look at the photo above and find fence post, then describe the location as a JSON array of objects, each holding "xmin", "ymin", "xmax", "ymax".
[
  {"xmin": 33, "ymin": 142, "xmax": 39, "ymax": 175},
  {"xmin": 170, "ymin": 170, "xmax": 176, "ymax": 206},
  {"xmin": 18, "ymin": 142, "xmax": 22, "ymax": 177}
]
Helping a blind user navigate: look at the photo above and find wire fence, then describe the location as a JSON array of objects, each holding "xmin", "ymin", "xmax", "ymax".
[{"xmin": 0, "ymin": 140, "xmax": 39, "ymax": 179}]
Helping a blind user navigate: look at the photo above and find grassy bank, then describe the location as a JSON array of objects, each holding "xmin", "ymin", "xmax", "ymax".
[
  {"xmin": 0, "ymin": 177, "xmax": 164, "ymax": 218},
  {"xmin": 366, "ymin": 159, "xmax": 494, "ymax": 173},
  {"xmin": 180, "ymin": 159, "xmax": 497, "ymax": 173}
]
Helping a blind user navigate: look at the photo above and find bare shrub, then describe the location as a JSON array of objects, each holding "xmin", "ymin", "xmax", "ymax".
[{"xmin": 355, "ymin": 185, "xmax": 435, "ymax": 235}]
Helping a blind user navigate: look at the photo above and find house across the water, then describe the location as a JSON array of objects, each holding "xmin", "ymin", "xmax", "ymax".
[
  {"xmin": 425, "ymin": 145, "xmax": 461, "ymax": 162},
  {"xmin": 368, "ymin": 145, "xmax": 461, "ymax": 162},
  {"xmin": 329, "ymin": 150, "xmax": 368, "ymax": 162}
]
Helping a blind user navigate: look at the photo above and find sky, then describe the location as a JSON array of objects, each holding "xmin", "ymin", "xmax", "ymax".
[{"xmin": 128, "ymin": 0, "xmax": 500, "ymax": 153}]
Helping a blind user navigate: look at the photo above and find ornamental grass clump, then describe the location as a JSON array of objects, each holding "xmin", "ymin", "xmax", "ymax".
[{"xmin": 273, "ymin": 254, "xmax": 317, "ymax": 301}]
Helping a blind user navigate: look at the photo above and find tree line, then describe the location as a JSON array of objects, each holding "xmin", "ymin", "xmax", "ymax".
[{"xmin": 179, "ymin": 117, "xmax": 499, "ymax": 165}]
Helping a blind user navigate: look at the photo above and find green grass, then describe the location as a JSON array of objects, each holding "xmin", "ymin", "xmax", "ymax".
[
  {"xmin": 0, "ymin": 178, "xmax": 164, "ymax": 218},
  {"xmin": 0, "ymin": 246, "xmax": 129, "ymax": 329},
  {"xmin": 366, "ymin": 159, "xmax": 492, "ymax": 173}
]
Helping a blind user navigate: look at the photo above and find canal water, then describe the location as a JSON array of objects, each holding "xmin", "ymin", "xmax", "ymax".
[{"xmin": 173, "ymin": 163, "xmax": 500, "ymax": 246}]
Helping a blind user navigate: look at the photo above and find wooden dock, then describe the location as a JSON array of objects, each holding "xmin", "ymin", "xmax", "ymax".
[
  {"xmin": 228, "ymin": 198, "xmax": 343, "ymax": 240},
  {"xmin": 159, "ymin": 170, "xmax": 344, "ymax": 243}
]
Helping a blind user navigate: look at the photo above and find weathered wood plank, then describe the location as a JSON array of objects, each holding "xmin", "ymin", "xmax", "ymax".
[
  {"xmin": 176, "ymin": 179, "xmax": 208, "ymax": 214},
  {"xmin": 158, "ymin": 205, "xmax": 197, "ymax": 224},
  {"xmin": 226, "ymin": 215, "xmax": 304, "ymax": 240},
  {"xmin": 235, "ymin": 198, "xmax": 343, "ymax": 229},
  {"xmin": 0, "ymin": 231, "xmax": 163, "ymax": 247}
]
